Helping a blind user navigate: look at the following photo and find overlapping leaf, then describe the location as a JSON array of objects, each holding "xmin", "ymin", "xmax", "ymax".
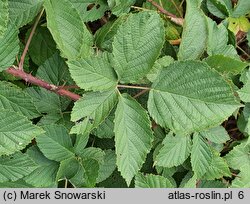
[
  {"xmin": 70, "ymin": 90, "xmax": 118, "ymax": 134},
  {"xmin": 0, "ymin": 0, "xmax": 8, "ymax": 37},
  {"xmin": 36, "ymin": 125, "xmax": 75, "ymax": 162},
  {"xmin": 191, "ymin": 133, "xmax": 213, "ymax": 178},
  {"xmin": 135, "ymin": 173, "xmax": 174, "ymax": 188},
  {"xmin": 68, "ymin": 56, "xmax": 118, "ymax": 91},
  {"xmin": 44, "ymin": 0, "xmax": 93, "ymax": 59},
  {"xmin": 178, "ymin": 0, "xmax": 207, "ymax": 60},
  {"xmin": 0, "ymin": 152, "xmax": 38, "ymax": 182},
  {"xmin": 155, "ymin": 133, "xmax": 192, "ymax": 168},
  {"xmin": 112, "ymin": 11, "xmax": 164, "ymax": 82},
  {"xmin": 0, "ymin": 110, "xmax": 44, "ymax": 156},
  {"xmin": 114, "ymin": 94, "xmax": 154, "ymax": 185},
  {"xmin": 0, "ymin": 22, "xmax": 19, "ymax": 70},
  {"xmin": 8, "ymin": 0, "xmax": 44, "ymax": 28},
  {"xmin": 0, "ymin": 81, "xmax": 40, "ymax": 119},
  {"xmin": 200, "ymin": 126, "xmax": 230, "ymax": 144},
  {"xmin": 148, "ymin": 60, "xmax": 240, "ymax": 134}
]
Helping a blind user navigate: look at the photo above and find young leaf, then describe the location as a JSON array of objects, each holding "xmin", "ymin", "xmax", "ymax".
[
  {"xmin": 0, "ymin": 22, "xmax": 19, "ymax": 70},
  {"xmin": 92, "ymin": 115, "xmax": 115, "ymax": 139},
  {"xmin": 112, "ymin": 11, "xmax": 164, "ymax": 83},
  {"xmin": 68, "ymin": 56, "xmax": 118, "ymax": 91},
  {"xmin": 81, "ymin": 159, "xmax": 100, "ymax": 187},
  {"xmin": 238, "ymin": 82, "xmax": 250, "ymax": 103},
  {"xmin": 0, "ymin": 110, "xmax": 44, "ymax": 156},
  {"xmin": 200, "ymin": 126, "xmax": 230, "ymax": 144},
  {"xmin": 36, "ymin": 125, "xmax": 75, "ymax": 162},
  {"xmin": 178, "ymin": 0, "xmax": 207, "ymax": 60},
  {"xmin": 148, "ymin": 60, "xmax": 240, "ymax": 135},
  {"xmin": 70, "ymin": 90, "xmax": 118, "ymax": 135},
  {"xmin": 25, "ymin": 146, "xmax": 59, "ymax": 187},
  {"xmin": 191, "ymin": 133, "xmax": 213, "ymax": 178},
  {"xmin": 0, "ymin": 152, "xmax": 38, "ymax": 182},
  {"xmin": 77, "ymin": 147, "xmax": 105, "ymax": 164},
  {"xmin": 70, "ymin": 0, "xmax": 109, "ymax": 22},
  {"xmin": 44, "ymin": 0, "xmax": 93, "ymax": 60},
  {"xmin": 135, "ymin": 173, "xmax": 174, "ymax": 188},
  {"xmin": 114, "ymin": 93, "xmax": 154, "ymax": 185},
  {"xmin": 155, "ymin": 133, "xmax": 192, "ymax": 168},
  {"xmin": 204, "ymin": 55, "xmax": 247, "ymax": 74},
  {"xmin": 0, "ymin": 81, "xmax": 40, "ymax": 119},
  {"xmin": 0, "ymin": 0, "xmax": 8, "ymax": 37},
  {"xmin": 8, "ymin": 0, "xmax": 44, "ymax": 28},
  {"xmin": 74, "ymin": 133, "xmax": 89, "ymax": 155}
]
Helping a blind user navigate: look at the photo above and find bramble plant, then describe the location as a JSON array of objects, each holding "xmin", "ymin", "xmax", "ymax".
[{"xmin": 0, "ymin": 0, "xmax": 249, "ymax": 188}]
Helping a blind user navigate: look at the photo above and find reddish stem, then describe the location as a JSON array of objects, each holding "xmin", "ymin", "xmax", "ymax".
[{"xmin": 6, "ymin": 67, "xmax": 81, "ymax": 101}]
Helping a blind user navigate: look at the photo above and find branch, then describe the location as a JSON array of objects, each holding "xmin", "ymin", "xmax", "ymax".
[
  {"xmin": 19, "ymin": 8, "xmax": 44, "ymax": 71},
  {"xmin": 117, "ymin": 84, "xmax": 150, "ymax": 90},
  {"xmin": 6, "ymin": 67, "xmax": 81, "ymax": 101},
  {"xmin": 147, "ymin": 0, "xmax": 184, "ymax": 26}
]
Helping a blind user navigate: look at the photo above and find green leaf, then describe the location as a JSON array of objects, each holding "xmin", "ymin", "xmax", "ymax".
[
  {"xmin": 178, "ymin": 0, "xmax": 207, "ymax": 60},
  {"xmin": 232, "ymin": 0, "xmax": 250, "ymax": 18},
  {"xmin": 36, "ymin": 52, "xmax": 72, "ymax": 86},
  {"xmin": 191, "ymin": 133, "xmax": 213, "ymax": 178},
  {"xmin": 36, "ymin": 125, "xmax": 75, "ymax": 162},
  {"xmin": 0, "ymin": 22, "xmax": 19, "ymax": 70},
  {"xmin": 97, "ymin": 150, "xmax": 116, "ymax": 183},
  {"xmin": 108, "ymin": 0, "xmax": 135, "ymax": 16},
  {"xmin": 70, "ymin": 90, "xmax": 118, "ymax": 135},
  {"xmin": 114, "ymin": 93, "xmax": 154, "ymax": 185},
  {"xmin": 0, "ymin": 110, "xmax": 44, "ymax": 156},
  {"xmin": 0, "ymin": 0, "xmax": 8, "ymax": 37},
  {"xmin": 199, "ymin": 180, "xmax": 227, "ymax": 188},
  {"xmin": 8, "ymin": 0, "xmax": 44, "ymax": 28},
  {"xmin": 224, "ymin": 142, "xmax": 250, "ymax": 170},
  {"xmin": 73, "ymin": 133, "xmax": 89, "ymax": 155},
  {"xmin": 203, "ymin": 151, "xmax": 231, "ymax": 180},
  {"xmin": 0, "ymin": 179, "xmax": 33, "ymax": 188},
  {"xmin": 135, "ymin": 173, "xmax": 174, "ymax": 188},
  {"xmin": 112, "ymin": 11, "xmax": 164, "ymax": 83},
  {"xmin": 155, "ymin": 132, "xmax": 192, "ymax": 168},
  {"xmin": 231, "ymin": 166, "xmax": 250, "ymax": 187},
  {"xmin": 28, "ymin": 26, "xmax": 57, "ymax": 66},
  {"xmin": 200, "ymin": 126, "xmax": 230, "ymax": 144},
  {"xmin": 78, "ymin": 147, "xmax": 105, "ymax": 164},
  {"xmin": 26, "ymin": 87, "xmax": 69, "ymax": 114},
  {"xmin": 81, "ymin": 159, "xmax": 100, "ymax": 187},
  {"xmin": 0, "ymin": 152, "xmax": 38, "ymax": 182},
  {"xmin": 228, "ymin": 16, "xmax": 250, "ymax": 34},
  {"xmin": 56, "ymin": 157, "xmax": 79, "ymax": 180},
  {"xmin": 92, "ymin": 115, "xmax": 115, "ymax": 139},
  {"xmin": 204, "ymin": 55, "xmax": 247, "ymax": 74},
  {"xmin": 143, "ymin": 0, "xmax": 183, "ymax": 17},
  {"xmin": 238, "ymin": 82, "xmax": 250, "ymax": 102},
  {"xmin": 0, "ymin": 81, "xmax": 40, "ymax": 119},
  {"xmin": 24, "ymin": 146, "xmax": 59, "ymax": 187},
  {"xmin": 179, "ymin": 172, "xmax": 197, "ymax": 188},
  {"xmin": 206, "ymin": 0, "xmax": 231, "ymax": 18},
  {"xmin": 70, "ymin": 0, "xmax": 109, "ymax": 22},
  {"xmin": 68, "ymin": 56, "xmax": 118, "ymax": 91},
  {"xmin": 147, "ymin": 56, "xmax": 174, "ymax": 82},
  {"xmin": 95, "ymin": 16, "xmax": 127, "ymax": 52},
  {"xmin": 148, "ymin": 60, "xmax": 240, "ymax": 134},
  {"xmin": 44, "ymin": 0, "xmax": 93, "ymax": 60}
]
